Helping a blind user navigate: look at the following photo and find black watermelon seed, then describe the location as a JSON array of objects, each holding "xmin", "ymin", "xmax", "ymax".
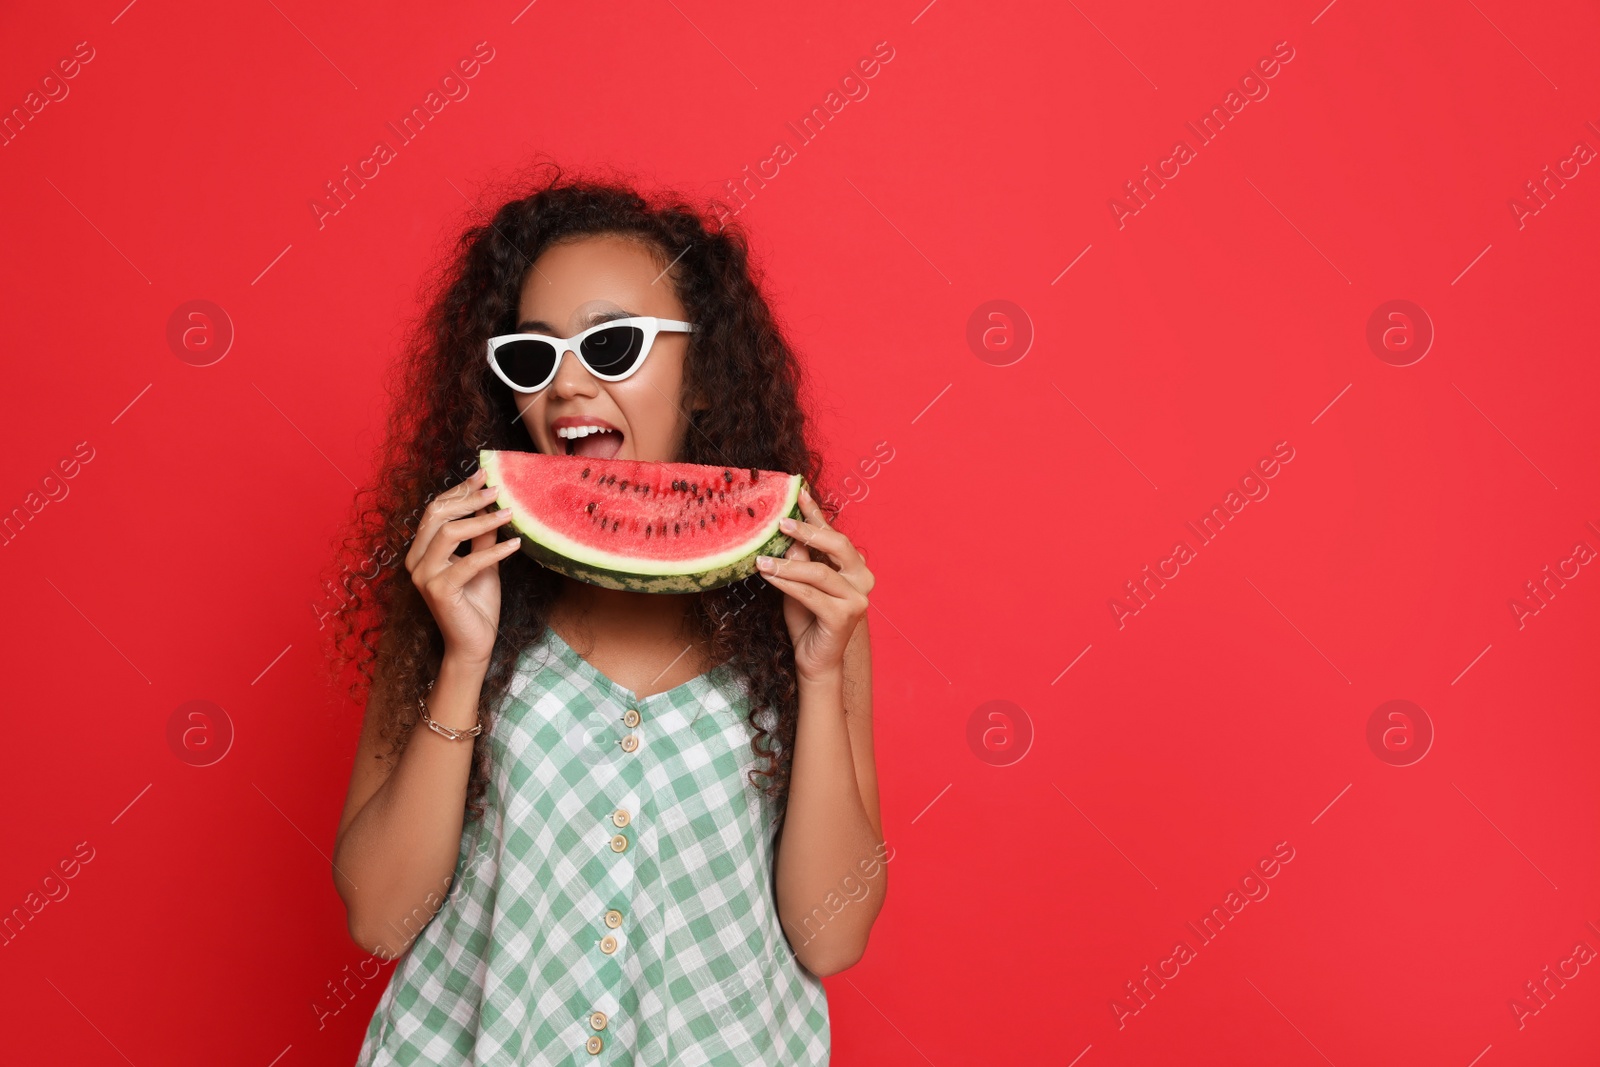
[
  {"xmin": 723, "ymin": 470, "xmax": 733, "ymax": 482},
  {"xmin": 699, "ymin": 517, "xmax": 706, "ymax": 528},
  {"xmin": 674, "ymin": 522, "xmax": 680, "ymax": 534},
  {"xmin": 619, "ymin": 480, "xmax": 628, "ymax": 490},
  {"xmin": 581, "ymin": 468, "xmax": 590, "ymax": 478},
  {"xmin": 746, "ymin": 506, "xmax": 755, "ymax": 517},
  {"xmin": 612, "ymin": 519, "xmax": 619, "ymax": 531},
  {"xmin": 586, "ymin": 502, "xmax": 596, "ymax": 514},
  {"xmin": 645, "ymin": 525, "xmax": 651, "ymax": 538},
  {"xmin": 749, "ymin": 468, "xmax": 758, "ymax": 482}
]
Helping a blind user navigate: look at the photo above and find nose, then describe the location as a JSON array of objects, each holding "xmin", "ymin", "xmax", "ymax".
[{"xmin": 548, "ymin": 340, "xmax": 598, "ymax": 398}]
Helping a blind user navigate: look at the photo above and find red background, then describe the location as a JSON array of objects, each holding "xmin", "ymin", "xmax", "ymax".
[{"xmin": 3, "ymin": 0, "xmax": 1598, "ymax": 1063}]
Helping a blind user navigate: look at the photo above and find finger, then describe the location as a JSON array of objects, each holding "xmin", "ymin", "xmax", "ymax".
[
  {"xmin": 758, "ymin": 570, "xmax": 847, "ymax": 622},
  {"xmin": 469, "ymin": 505, "xmax": 509, "ymax": 552},
  {"xmin": 422, "ymin": 508, "xmax": 516, "ymax": 574},
  {"xmin": 469, "ymin": 506, "xmax": 493, "ymax": 552},
  {"xmin": 779, "ymin": 516, "xmax": 855, "ymax": 570},
  {"xmin": 441, "ymin": 536, "xmax": 522, "ymax": 588},
  {"xmin": 759, "ymin": 556, "xmax": 857, "ymax": 599},
  {"xmin": 777, "ymin": 547, "xmax": 875, "ymax": 600},
  {"xmin": 407, "ymin": 480, "xmax": 501, "ymax": 572},
  {"xmin": 796, "ymin": 484, "xmax": 832, "ymax": 529}
]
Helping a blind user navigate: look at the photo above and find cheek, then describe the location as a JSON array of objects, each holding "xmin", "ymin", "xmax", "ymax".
[
  {"xmin": 612, "ymin": 384, "xmax": 655, "ymax": 432},
  {"xmin": 611, "ymin": 381, "xmax": 681, "ymax": 459},
  {"xmin": 519, "ymin": 399, "xmax": 547, "ymax": 449}
]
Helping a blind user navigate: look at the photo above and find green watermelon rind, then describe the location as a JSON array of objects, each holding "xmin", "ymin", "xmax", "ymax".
[{"xmin": 479, "ymin": 448, "xmax": 808, "ymax": 594}]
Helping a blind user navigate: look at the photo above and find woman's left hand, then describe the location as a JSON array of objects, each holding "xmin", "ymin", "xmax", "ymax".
[{"xmin": 756, "ymin": 485, "xmax": 875, "ymax": 683}]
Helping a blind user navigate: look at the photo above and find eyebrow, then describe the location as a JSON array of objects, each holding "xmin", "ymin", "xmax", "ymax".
[{"xmin": 517, "ymin": 308, "xmax": 639, "ymax": 333}]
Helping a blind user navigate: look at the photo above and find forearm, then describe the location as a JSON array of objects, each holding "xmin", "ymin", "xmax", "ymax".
[
  {"xmin": 333, "ymin": 653, "xmax": 486, "ymax": 958},
  {"xmin": 773, "ymin": 668, "xmax": 887, "ymax": 976}
]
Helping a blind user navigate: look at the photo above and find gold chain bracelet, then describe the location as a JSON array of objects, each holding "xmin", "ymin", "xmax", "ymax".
[{"xmin": 417, "ymin": 679, "xmax": 482, "ymax": 741}]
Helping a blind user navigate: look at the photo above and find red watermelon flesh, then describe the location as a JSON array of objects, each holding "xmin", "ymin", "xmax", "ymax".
[{"xmin": 479, "ymin": 449, "xmax": 806, "ymax": 593}]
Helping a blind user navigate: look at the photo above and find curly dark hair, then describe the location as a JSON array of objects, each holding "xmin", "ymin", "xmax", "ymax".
[{"xmin": 318, "ymin": 160, "xmax": 839, "ymax": 828}]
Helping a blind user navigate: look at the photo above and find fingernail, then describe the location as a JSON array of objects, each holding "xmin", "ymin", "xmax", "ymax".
[
  {"xmin": 755, "ymin": 555, "xmax": 773, "ymax": 570},
  {"xmin": 779, "ymin": 517, "xmax": 796, "ymax": 532}
]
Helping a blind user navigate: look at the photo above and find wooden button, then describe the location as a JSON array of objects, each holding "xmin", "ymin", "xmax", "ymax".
[
  {"xmin": 585, "ymin": 1034, "xmax": 603, "ymax": 1054},
  {"xmin": 611, "ymin": 808, "xmax": 630, "ymax": 828},
  {"xmin": 600, "ymin": 934, "xmax": 618, "ymax": 954},
  {"xmin": 620, "ymin": 734, "xmax": 639, "ymax": 752},
  {"xmin": 623, "ymin": 708, "xmax": 641, "ymax": 727},
  {"xmin": 604, "ymin": 909, "xmax": 623, "ymax": 928},
  {"xmin": 589, "ymin": 1010, "xmax": 608, "ymax": 1030},
  {"xmin": 609, "ymin": 833, "xmax": 628, "ymax": 853}
]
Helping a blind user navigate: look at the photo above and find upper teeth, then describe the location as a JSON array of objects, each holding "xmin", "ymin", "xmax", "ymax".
[{"xmin": 557, "ymin": 425, "xmax": 614, "ymax": 439}]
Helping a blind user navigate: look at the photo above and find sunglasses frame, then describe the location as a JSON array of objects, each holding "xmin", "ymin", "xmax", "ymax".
[{"xmin": 485, "ymin": 316, "xmax": 696, "ymax": 394}]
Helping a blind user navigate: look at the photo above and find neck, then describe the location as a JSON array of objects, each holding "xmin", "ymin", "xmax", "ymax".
[{"xmin": 553, "ymin": 578, "xmax": 697, "ymax": 635}]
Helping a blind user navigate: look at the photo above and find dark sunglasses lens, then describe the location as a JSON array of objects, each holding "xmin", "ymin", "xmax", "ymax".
[
  {"xmin": 494, "ymin": 339, "xmax": 558, "ymax": 388},
  {"xmin": 580, "ymin": 325, "xmax": 647, "ymax": 376}
]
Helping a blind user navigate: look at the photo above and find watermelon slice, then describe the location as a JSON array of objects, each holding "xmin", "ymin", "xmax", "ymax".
[{"xmin": 479, "ymin": 449, "xmax": 808, "ymax": 593}]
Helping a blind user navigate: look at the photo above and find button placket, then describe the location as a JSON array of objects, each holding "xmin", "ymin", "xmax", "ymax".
[
  {"xmin": 617, "ymin": 705, "xmax": 642, "ymax": 752},
  {"xmin": 587, "ymin": 705, "xmax": 649, "ymax": 1056}
]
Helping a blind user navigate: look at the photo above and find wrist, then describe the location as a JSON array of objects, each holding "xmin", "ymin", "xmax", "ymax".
[
  {"xmin": 421, "ymin": 653, "xmax": 490, "ymax": 736},
  {"xmin": 797, "ymin": 665, "xmax": 844, "ymax": 689},
  {"xmin": 441, "ymin": 647, "xmax": 493, "ymax": 677}
]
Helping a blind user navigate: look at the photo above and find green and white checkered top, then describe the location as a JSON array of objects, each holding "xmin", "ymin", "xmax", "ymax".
[{"xmin": 355, "ymin": 623, "xmax": 830, "ymax": 1065}]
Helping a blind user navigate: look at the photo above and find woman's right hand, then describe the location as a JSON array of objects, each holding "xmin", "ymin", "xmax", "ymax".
[{"xmin": 403, "ymin": 466, "xmax": 523, "ymax": 666}]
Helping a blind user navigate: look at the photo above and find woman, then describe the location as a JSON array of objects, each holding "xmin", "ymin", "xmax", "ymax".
[{"xmin": 327, "ymin": 164, "xmax": 886, "ymax": 1065}]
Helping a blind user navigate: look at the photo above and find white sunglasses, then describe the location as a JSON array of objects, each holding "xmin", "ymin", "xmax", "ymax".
[{"xmin": 485, "ymin": 316, "xmax": 696, "ymax": 394}]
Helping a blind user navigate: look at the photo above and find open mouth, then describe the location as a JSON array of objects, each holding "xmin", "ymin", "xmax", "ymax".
[{"xmin": 557, "ymin": 425, "xmax": 624, "ymax": 461}]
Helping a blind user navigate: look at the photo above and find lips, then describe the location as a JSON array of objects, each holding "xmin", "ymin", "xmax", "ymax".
[{"xmin": 551, "ymin": 416, "xmax": 624, "ymax": 460}]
